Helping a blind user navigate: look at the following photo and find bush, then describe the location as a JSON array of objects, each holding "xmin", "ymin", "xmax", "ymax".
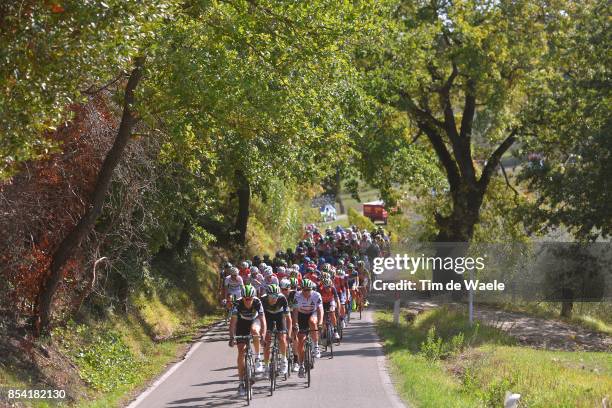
[
  {"xmin": 419, "ymin": 325, "xmax": 466, "ymax": 362},
  {"xmin": 348, "ymin": 207, "xmax": 376, "ymax": 231}
]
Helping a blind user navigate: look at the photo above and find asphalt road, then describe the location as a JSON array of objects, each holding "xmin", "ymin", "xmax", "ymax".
[{"xmin": 127, "ymin": 310, "xmax": 405, "ymax": 408}]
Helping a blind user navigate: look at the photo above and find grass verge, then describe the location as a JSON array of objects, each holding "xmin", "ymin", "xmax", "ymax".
[{"xmin": 375, "ymin": 306, "xmax": 611, "ymax": 408}]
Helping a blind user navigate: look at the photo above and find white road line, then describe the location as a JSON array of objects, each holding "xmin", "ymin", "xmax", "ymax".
[
  {"xmin": 125, "ymin": 321, "xmax": 224, "ymax": 408},
  {"xmin": 370, "ymin": 310, "xmax": 408, "ymax": 408}
]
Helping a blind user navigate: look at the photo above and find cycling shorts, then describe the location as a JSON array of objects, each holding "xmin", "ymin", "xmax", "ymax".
[
  {"xmin": 236, "ymin": 318, "xmax": 260, "ymax": 343},
  {"xmin": 265, "ymin": 312, "xmax": 287, "ymax": 333},
  {"xmin": 297, "ymin": 311, "xmax": 316, "ymax": 332},
  {"xmin": 323, "ymin": 301, "xmax": 336, "ymax": 312}
]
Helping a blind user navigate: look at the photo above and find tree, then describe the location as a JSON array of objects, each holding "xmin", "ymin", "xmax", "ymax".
[
  {"xmin": 519, "ymin": 0, "xmax": 611, "ymax": 240},
  {"xmin": 142, "ymin": 0, "xmax": 370, "ymax": 244},
  {"xmin": 34, "ymin": 57, "xmax": 145, "ymax": 335},
  {"xmin": 0, "ymin": 1, "xmax": 167, "ymax": 178},
  {"xmin": 356, "ymin": 0, "xmax": 568, "ymax": 285}
]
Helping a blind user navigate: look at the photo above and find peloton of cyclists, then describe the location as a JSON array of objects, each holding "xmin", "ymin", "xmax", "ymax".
[{"xmin": 225, "ymin": 224, "xmax": 389, "ymax": 395}]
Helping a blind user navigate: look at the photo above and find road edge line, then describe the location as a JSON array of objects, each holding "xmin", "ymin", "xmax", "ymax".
[
  {"xmin": 370, "ymin": 310, "xmax": 409, "ymax": 408},
  {"xmin": 124, "ymin": 320, "xmax": 225, "ymax": 408}
]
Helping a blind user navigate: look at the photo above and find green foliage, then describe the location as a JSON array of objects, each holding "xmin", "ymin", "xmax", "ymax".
[
  {"xmin": 347, "ymin": 207, "xmax": 376, "ymax": 231},
  {"xmin": 0, "ymin": 0, "xmax": 173, "ymax": 178},
  {"xmin": 53, "ymin": 322, "xmax": 141, "ymax": 392},
  {"xmin": 410, "ymin": 177, "xmax": 530, "ymax": 243},
  {"xmin": 518, "ymin": 0, "xmax": 611, "ymax": 240},
  {"xmin": 376, "ymin": 308, "xmax": 612, "ymax": 408},
  {"xmin": 420, "ymin": 326, "xmax": 465, "ymax": 362}
]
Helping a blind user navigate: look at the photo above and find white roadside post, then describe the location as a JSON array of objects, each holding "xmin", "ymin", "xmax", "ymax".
[
  {"xmin": 468, "ymin": 268, "xmax": 474, "ymax": 326},
  {"xmin": 393, "ymin": 291, "xmax": 400, "ymax": 325}
]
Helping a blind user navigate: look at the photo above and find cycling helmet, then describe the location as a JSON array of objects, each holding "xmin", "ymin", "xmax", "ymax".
[
  {"xmin": 250, "ymin": 266, "xmax": 259, "ymax": 275},
  {"xmin": 243, "ymin": 284, "xmax": 257, "ymax": 297},
  {"xmin": 240, "ymin": 261, "xmax": 249, "ymax": 269},
  {"xmin": 230, "ymin": 267, "xmax": 239, "ymax": 276},
  {"xmin": 321, "ymin": 263, "xmax": 331, "ymax": 272},
  {"xmin": 302, "ymin": 279, "xmax": 315, "ymax": 290},
  {"xmin": 264, "ymin": 266, "xmax": 274, "ymax": 276},
  {"xmin": 289, "ymin": 277, "xmax": 298, "ymax": 289},
  {"xmin": 323, "ymin": 278, "xmax": 333, "ymax": 287},
  {"xmin": 279, "ymin": 279, "xmax": 291, "ymax": 289},
  {"xmin": 347, "ymin": 263, "xmax": 355, "ymax": 270},
  {"xmin": 267, "ymin": 284, "xmax": 281, "ymax": 295},
  {"xmin": 223, "ymin": 262, "xmax": 233, "ymax": 269},
  {"xmin": 277, "ymin": 266, "xmax": 286, "ymax": 275}
]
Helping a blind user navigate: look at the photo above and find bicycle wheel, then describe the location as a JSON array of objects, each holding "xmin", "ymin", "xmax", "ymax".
[
  {"xmin": 336, "ymin": 314, "xmax": 343, "ymax": 341},
  {"xmin": 269, "ymin": 348, "xmax": 276, "ymax": 395},
  {"xmin": 328, "ymin": 325, "xmax": 334, "ymax": 358},
  {"xmin": 244, "ymin": 352, "xmax": 252, "ymax": 404},
  {"xmin": 305, "ymin": 342, "xmax": 311, "ymax": 387},
  {"xmin": 286, "ymin": 343, "xmax": 292, "ymax": 379},
  {"xmin": 309, "ymin": 339, "xmax": 315, "ymax": 370}
]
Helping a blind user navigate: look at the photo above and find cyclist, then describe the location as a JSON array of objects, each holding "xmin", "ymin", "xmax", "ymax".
[
  {"xmin": 238, "ymin": 261, "xmax": 251, "ymax": 280},
  {"xmin": 228, "ymin": 285, "xmax": 267, "ymax": 396},
  {"xmin": 333, "ymin": 268, "xmax": 347, "ymax": 328},
  {"xmin": 357, "ymin": 260, "xmax": 370, "ymax": 306},
  {"xmin": 223, "ymin": 267, "xmax": 243, "ymax": 315},
  {"xmin": 249, "ymin": 266, "xmax": 266, "ymax": 297},
  {"xmin": 303, "ymin": 266, "xmax": 320, "ymax": 286},
  {"xmin": 319, "ymin": 278, "xmax": 340, "ymax": 340},
  {"xmin": 282, "ymin": 277, "xmax": 300, "ymax": 373},
  {"xmin": 261, "ymin": 284, "xmax": 292, "ymax": 376},
  {"xmin": 263, "ymin": 265, "xmax": 279, "ymax": 286},
  {"xmin": 291, "ymin": 279, "xmax": 323, "ymax": 378}
]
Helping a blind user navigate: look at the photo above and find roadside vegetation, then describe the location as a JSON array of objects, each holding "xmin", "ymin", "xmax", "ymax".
[{"xmin": 376, "ymin": 308, "xmax": 612, "ymax": 408}]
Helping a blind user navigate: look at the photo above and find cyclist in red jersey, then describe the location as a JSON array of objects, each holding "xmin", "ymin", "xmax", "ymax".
[
  {"xmin": 238, "ymin": 261, "xmax": 251, "ymax": 281},
  {"xmin": 303, "ymin": 267, "xmax": 320, "ymax": 286},
  {"xmin": 319, "ymin": 278, "xmax": 340, "ymax": 340},
  {"xmin": 333, "ymin": 270, "xmax": 347, "ymax": 325}
]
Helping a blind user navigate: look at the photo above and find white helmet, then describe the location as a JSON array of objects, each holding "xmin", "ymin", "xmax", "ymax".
[{"xmin": 277, "ymin": 266, "xmax": 286, "ymax": 275}]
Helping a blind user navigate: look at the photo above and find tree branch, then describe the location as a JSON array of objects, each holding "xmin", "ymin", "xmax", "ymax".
[
  {"xmin": 418, "ymin": 119, "xmax": 461, "ymax": 191},
  {"xmin": 478, "ymin": 129, "xmax": 517, "ymax": 191},
  {"xmin": 500, "ymin": 162, "xmax": 520, "ymax": 198},
  {"xmin": 460, "ymin": 79, "xmax": 476, "ymax": 139}
]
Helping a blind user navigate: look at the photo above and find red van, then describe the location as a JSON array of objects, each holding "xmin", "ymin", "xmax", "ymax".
[{"xmin": 363, "ymin": 200, "xmax": 388, "ymax": 224}]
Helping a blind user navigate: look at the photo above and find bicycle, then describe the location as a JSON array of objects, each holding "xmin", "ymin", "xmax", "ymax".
[
  {"xmin": 298, "ymin": 328, "xmax": 317, "ymax": 388},
  {"xmin": 335, "ymin": 307, "xmax": 343, "ymax": 341},
  {"xmin": 234, "ymin": 335, "xmax": 255, "ymax": 404},
  {"xmin": 322, "ymin": 310, "xmax": 334, "ymax": 358},
  {"xmin": 286, "ymin": 337, "xmax": 293, "ymax": 379},
  {"xmin": 266, "ymin": 325, "xmax": 281, "ymax": 396}
]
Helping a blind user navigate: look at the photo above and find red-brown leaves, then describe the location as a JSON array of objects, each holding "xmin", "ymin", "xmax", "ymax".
[{"xmin": 0, "ymin": 96, "xmax": 117, "ymax": 319}]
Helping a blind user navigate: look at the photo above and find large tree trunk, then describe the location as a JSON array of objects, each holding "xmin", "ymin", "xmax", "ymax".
[
  {"xmin": 432, "ymin": 182, "xmax": 484, "ymax": 296},
  {"xmin": 560, "ymin": 287, "xmax": 574, "ymax": 318},
  {"xmin": 234, "ymin": 169, "xmax": 250, "ymax": 245},
  {"xmin": 33, "ymin": 57, "xmax": 145, "ymax": 336}
]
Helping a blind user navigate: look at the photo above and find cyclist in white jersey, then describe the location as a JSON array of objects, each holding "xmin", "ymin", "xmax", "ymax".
[
  {"xmin": 291, "ymin": 279, "xmax": 323, "ymax": 377},
  {"xmin": 224, "ymin": 267, "xmax": 244, "ymax": 308}
]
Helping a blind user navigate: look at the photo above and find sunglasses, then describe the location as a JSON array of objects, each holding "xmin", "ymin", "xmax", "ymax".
[{"xmin": 243, "ymin": 296, "xmax": 253, "ymax": 301}]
